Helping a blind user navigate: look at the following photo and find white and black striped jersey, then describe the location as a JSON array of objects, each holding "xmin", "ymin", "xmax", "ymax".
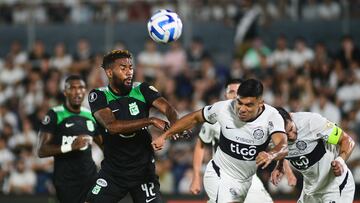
[
  {"xmin": 286, "ymin": 112, "xmax": 347, "ymax": 195},
  {"xmin": 202, "ymin": 100, "xmax": 285, "ymax": 180}
]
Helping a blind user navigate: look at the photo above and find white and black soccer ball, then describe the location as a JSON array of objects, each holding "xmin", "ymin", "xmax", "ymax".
[{"xmin": 147, "ymin": 9, "xmax": 183, "ymax": 43}]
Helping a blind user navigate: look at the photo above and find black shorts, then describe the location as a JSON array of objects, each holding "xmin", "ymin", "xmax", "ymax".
[
  {"xmin": 86, "ymin": 170, "xmax": 162, "ymax": 203},
  {"xmin": 55, "ymin": 178, "xmax": 95, "ymax": 203}
]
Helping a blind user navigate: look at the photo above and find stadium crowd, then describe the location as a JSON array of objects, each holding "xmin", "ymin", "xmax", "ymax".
[{"xmin": 0, "ymin": 0, "xmax": 359, "ymax": 201}]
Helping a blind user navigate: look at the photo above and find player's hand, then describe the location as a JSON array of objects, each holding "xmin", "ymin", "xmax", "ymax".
[
  {"xmin": 71, "ymin": 135, "xmax": 89, "ymax": 151},
  {"xmin": 331, "ymin": 159, "xmax": 344, "ymax": 176},
  {"xmin": 151, "ymin": 135, "xmax": 166, "ymax": 151},
  {"xmin": 150, "ymin": 117, "xmax": 169, "ymax": 132},
  {"xmin": 270, "ymin": 168, "xmax": 284, "ymax": 186},
  {"xmin": 256, "ymin": 151, "xmax": 274, "ymax": 169},
  {"xmin": 190, "ymin": 174, "xmax": 202, "ymax": 195}
]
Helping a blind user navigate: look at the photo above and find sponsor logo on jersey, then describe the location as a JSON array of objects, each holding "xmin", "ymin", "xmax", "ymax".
[
  {"xmin": 290, "ymin": 155, "xmax": 309, "ymax": 169},
  {"xmin": 86, "ymin": 120, "xmax": 95, "ymax": 131},
  {"xmin": 268, "ymin": 121, "xmax": 274, "ymax": 131},
  {"xmin": 96, "ymin": 178, "xmax": 108, "ymax": 187},
  {"xmin": 230, "ymin": 144, "xmax": 257, "ymax": 160},
  {"xmin": 253, "ymin": 128, "xmax": 264, "ymax": 140},
  {"xmin": 296, "ymin": 140, "xmax": 307, "ymax": 150},
  {"xmin": 129, "ymin": 102, "xmax": 140, "ymax": 115},
  {"xmin": 65, "ymin": 123, "xmax": 74, "ymax": 128},
  {"xmin": 89, "ymin": 92, "xmax": 97, "ymax": 102},
  {"xmin": 42, "ymin": 115, "xmax": 50, "ymax": 125}
]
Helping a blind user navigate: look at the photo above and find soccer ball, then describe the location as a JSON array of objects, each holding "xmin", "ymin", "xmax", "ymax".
[{"xmin": 147, "ymin": 9, "xmax": 183, "ymax": 43}]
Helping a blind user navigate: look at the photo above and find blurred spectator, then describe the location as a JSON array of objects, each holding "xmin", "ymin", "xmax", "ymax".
[
  {"xmin": 137, "ymin": 40, "xmax": 163, "ymax": 82},
  {"xmin": 46, "ymin": 2, "xmax": 70, "ymax": 23},
  {"xmin": 187, "ymin": 37, "xmax": 210, "ymax": 71},
  {"xmin": 290, "ymin": 37, "xmax": 314, "ymax": 69},
  {"xmin": 0, "ymin": 56, "xmax": 25, "ymax": 86},
  {"xmin": 49, "ymin": 42, "xmax": 73, "ymax": 72},
  {"xmin": 267, "ymin": 35, "xmax": 292, "ymax": 73},
  {"xmin": 318, "ymin": 0, "xmax": 341, "ymax": 20},
  {"xmin": 8, "ymin": 41, "xmax": 27, "ymax": 67},
  {"xmin": 8, "ymin": 119, "xmax": 37, "ymax": 150},
  {"xmin": 243, "ymin": 38, "xmax": 271, "ymax": 70},
  {"xmin": 302, "ymin": 0, "xmax": 319, "ymax": 20},
  {"xmin": 310, "ymin": 93, "xmax": 341, "ymax": 123},
  {"xmin": 0, "ymin": 137, "xmax": 14, "ymax": 173},
  {"xmin": 163, "ymin": 41, "xmax": 187, "ymax": 77},
  {"xmin": 71, "ymin": 38, "xmax": 93, "ymax": 78},
  {"xmin": 69, "ymin": 1, "xmax": 93, "ymax": 24},
  {"xmin": 8, "ymin": 158, "xmax": 36, "ymax": 194},
  {"xmin": 28, "ymin": 40, "xmax": 50, "ymax": 70},
  {"xmin": 337, "ymin": 35, "xmax": 360, "ymax": 69}
]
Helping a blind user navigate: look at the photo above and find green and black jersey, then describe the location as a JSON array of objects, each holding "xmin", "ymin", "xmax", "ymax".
[
  {"xmin": 88, "ymin": 82, "xmax": 161, "ymax": 183},
  {"xmin": 39, "ymin": 105, "xmax": 99, "ymax": 186}
]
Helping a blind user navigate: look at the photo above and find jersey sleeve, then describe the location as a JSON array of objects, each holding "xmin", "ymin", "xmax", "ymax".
[
  {"xmin": 140, "ymin": 82, "xmax": 161, "ymax": 106},
  {"xmin": 88, "ymin": 89, "xmax": 108, "ymax": 113},
  {"xmin": 39, "ymin": 110, "xmax": 57, "ymax": 134},
  {"xmin": 202, "ymin": 102, "xmax": 221, "ymax": 124},
  {"xmin": 198, "ymin": 123, "xmax": 214, "ymax": 144},
  {"xmin": 309, "ymin": 113, "xmax": 342, "ymax": 144},
  {"xmin": 269, "ymin": 111, "xmax": 286, "ymax": 136}
]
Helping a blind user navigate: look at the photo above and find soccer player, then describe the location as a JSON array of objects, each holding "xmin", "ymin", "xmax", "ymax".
[
  {"xmin": 86, "ymin": 50, "xmax": 179, "ymax": 203},
  {"xmin": 190, "ymin": 79, "xmax": 273, "ymax": 203},
  {"xmin": 37, "ymin": 75, "xmax": 103, "ymax": 203},
  {"xmin": 271, "ymin": 107, "xmax": 355, "ymax": 203},
  {"xmin": 153, "ymin": 79, "xmax": 288, "ymax": 203}
]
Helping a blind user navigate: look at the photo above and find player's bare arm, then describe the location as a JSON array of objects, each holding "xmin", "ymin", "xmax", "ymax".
[
  {"xmin": 152, "ymin": 109, "xmax": 205, "ymax": 150},
  {"xmin": 37, "ymin": 132, "xmax": 88, "ymax": 158},
  {"xmin": 271, "ymin": 159, "xmax": 297, "ymax": 186},
  {"xmin": 93, "ymin": 135, "xmax": 104, "ymax": 150},
  {"xmin": 93, "ymin": 107, "xmax": 168, "ymax": 135},
  {"xmin": 256, "ymin": 132, "xmax": 288, "ymax": 169},
  {"xmin": 331, "ymin": 130, "xmax": 355, "ymax": 176},
  {"xmin": 152, "ymin": 97, "xmax": 178, "ymax": 125},
  {"xmin": 190, "ymin": 138, "xmax": 206, "ymax": 194}
]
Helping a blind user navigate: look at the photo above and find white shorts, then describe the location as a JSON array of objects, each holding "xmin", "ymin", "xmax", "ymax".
[
  {"xmin": 298, "ymin": 170, "xmax": 355, "ymax": 203},
  {"xmin": 203, "ymin": 160, "xmax": 253, "ymax": 203},
  {"xmin": 244, "ymin": 174, "xmax": 273, "ymax": 203}
]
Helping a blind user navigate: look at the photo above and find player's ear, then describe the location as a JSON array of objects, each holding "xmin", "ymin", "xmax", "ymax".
[{"xmin": 105, "ymin": 68, "xmax": 112, "ymax": 79}]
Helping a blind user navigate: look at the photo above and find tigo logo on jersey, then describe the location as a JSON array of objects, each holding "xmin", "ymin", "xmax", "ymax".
[{"xmin": 129, "ymin": 102, "xmax": 140, "ymax": 115}]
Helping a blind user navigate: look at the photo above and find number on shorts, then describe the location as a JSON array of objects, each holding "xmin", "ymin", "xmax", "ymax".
[{"xmin": 141, "ymin": 182, "xmax": 155, "ymax": 197}]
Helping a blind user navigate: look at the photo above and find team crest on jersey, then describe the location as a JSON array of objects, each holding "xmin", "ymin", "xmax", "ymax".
[
  {"xmin": 42, "ymin": 115, "xmax": 50, "ymax": 125},
  {"xmin": 129, "ymin": 102, "xmax": 140, "ymax": 115},
  {"xmin": 229, "ymin": 188, "xmax": 240, "ymax": 198},
  {"xmin": 89, "ymin": 92, "xmax": 97, "ymax": 102},
  {"xmin": 253, "ymin": 128, "xmax": 264, "ymax": 140},
  {"xmin": 86, "ymin": 120, "xmax": 95, "ymax": 132},
  {"xmin": 296, "ymin": 140, "xmax": 307, "ymax": 150}
]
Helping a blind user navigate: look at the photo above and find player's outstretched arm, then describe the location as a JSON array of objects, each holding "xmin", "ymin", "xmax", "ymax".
[
  {"xmin": 37, "ymin": 132, "xmax": 89, "ymax": 158},
  {"xmin": 152, "ymin": 97, "xmax": 178, "ymax": 125},
  {"xmin": 190, "ymin": 138, "xmax": 206, "ymax": 194},
  {"xmin": 256, "ymin": 132, "xmax": 288, "ymax": 169},
  {"xmin": 93, "ymin": 108, "xmax": 168, "ymax": 135},
  {"xmin": 283, "ymin": 159, "xmax": 297, "ymax": 186},
  {"xmin": 152, "ymin": 110, "xmax": 205, "ymax": 150},
  {"xmin": 331, "ymin": 130, "xmax": 355, "ymax": 176}
]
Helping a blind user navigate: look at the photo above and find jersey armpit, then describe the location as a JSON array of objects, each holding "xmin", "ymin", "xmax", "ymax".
[
  {"xmin": 39, "ymin": 110, "xmax": 57, "ymax": 134},
  {"xmin": 88, "ymin": 89, "xmax": 108, "ymax": 113},
  {"xmin": 139, "ymin": 82, "xmax": 161, "ymax": 106}
]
